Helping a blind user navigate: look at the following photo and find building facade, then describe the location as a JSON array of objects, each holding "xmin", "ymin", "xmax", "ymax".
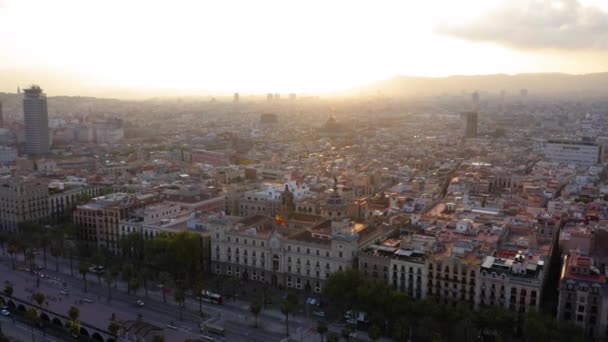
[
  {"xmin": 0, "ymin": 175, "xmax": 49, "ymax": 231},
  {"xmin": 544, "ymin": 140, "xmax": 601, "ymax": 166},
  {"xmin": 23, "ymin": 85, "xmax": 50, "ymax": 156},
  {"xmin": 557, "ymin": 251, "xmax": 608, "ymax": 338}
]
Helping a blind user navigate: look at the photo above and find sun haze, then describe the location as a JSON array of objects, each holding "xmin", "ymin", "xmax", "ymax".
[{"xmin": 0, "ymin": 0, "xmax": 607, "ymax": 96}]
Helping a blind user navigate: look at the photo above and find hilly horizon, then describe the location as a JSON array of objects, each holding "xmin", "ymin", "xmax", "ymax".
[
  {"xmin": 354, "ymin": 72, "xmax": 608, "ymax": 98},
  {"xmin": 2, "ymin": 68, "xmax": 608, "ymax": 100}
]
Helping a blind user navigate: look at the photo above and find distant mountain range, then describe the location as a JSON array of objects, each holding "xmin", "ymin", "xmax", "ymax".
[
  {"xmin": 348, "ymin": 72, "xmax": 608, "ymax": 98},
  {"xmin": 2, "ymin": 67, "xmax": 608, "ymax": 99}
]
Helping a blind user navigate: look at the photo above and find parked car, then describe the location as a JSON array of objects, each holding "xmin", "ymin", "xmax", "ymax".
[
  {"xmin": 136, "ymin": 300, "xmax": 145, "ymax": 307},
  {"xmin": 1, "ymin": 309, "xmax": 10, "ymax": 316}
]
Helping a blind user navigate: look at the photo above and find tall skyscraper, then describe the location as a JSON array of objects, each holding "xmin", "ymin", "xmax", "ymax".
[
  {"xmin": 462, "ymin": 111, "xmax": 478, "ymax": 138},
  {"xmin": 267, "ymin": 93, "xmax": 273, "ymax": 102},
  {"xmin": 233, "ymin": 92, "xmax": 239, "ymax": 102},
  {"xmin": 0, "ymin": 100, "xmax": 3, "ymax": 127},
  {"xmin": 472, "ymin": 91, "xmax": 480, "ymax": 111},
  {"xmin": 23, "ymin": 85, "xmax": 50, "ymax": 156}
]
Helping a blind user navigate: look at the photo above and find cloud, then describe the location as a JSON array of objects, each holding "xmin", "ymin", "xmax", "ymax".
[{"xmin": 435, "ymin": 0, "xmax": 608, "ymax": 50}]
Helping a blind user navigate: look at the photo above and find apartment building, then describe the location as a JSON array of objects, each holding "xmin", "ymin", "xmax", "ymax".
[
  {"xmin": 0, "ymin": 175, "xmax": 49, "ymax": 231},
  {"xmin": 211, "ymin": 214, "xmax": 393, "ymax": 293},
  {"xmin": 557, "ymin": 251, "xmax": 608, "ymax": 338},
  {"xmin": 73, "ymin": 192, "xmax": 158, "ymax": 250}
]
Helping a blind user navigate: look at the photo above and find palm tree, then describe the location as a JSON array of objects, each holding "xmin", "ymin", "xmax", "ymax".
[
  {"xmin": 152, "ymin": 335, "xmax": 165, "ymax": 342},
  {"xmin": 68, "ymin": 305, "xmax": 79, "ymax": 321},
  {"xmin": 25, "ymin": 249, "xmax": 35, "ymax": 274},
  {"xmin": 192, "ymin": 279, "xmax": 205, "ymax": 315},
  {"xmin": 121, "ymin": 264, "xmax": 134, "ymax": 294},
  {"xmin": 130, "ymin": 277, "xmax": 141, "ymax": 296},
  {"xmin": 3, "ymin": 282, "xmax": 13, "ymax": 297},
  {"xmin": 25, "ymin": 308, "xmax": 38, "ymax": 342},
  {"xmin": 91, "ymin": 253, "xmax": 104, "ymax": 284},
  {"xmin": 32, "ymin": 292, "xmax": 45, "ymax": 307},
  {"xmin": 7, "ymin": 242, "xmax": 17, "ymax": 270},
  {"xmin": 280, "ymin": 295, "xmax": 298, "ymax": 337},
  {"xmin": 108, "ymin": 318, "xmax": 121, "ymax": 338},
  {"xmin": 317, "ymin": 321, "xmax": 328, "ymax": 342},
  {"xmin": 104, "ymin": 270, "xmax": 115, "ymax": 302},
  {"xmin": 38, "ymin": 232, "xmax": 50, "ymax": 269},
  {"xmin": 78, "ymin": 261, "xmax": 90, "ymax": 293},
  {"xmin": 249, "ymin": 301, "xmax": 262, "ymax": 328},
  {"xmin": 368, "ymin": 324, "xmax": 381, "ymax": 342},
  {"xmin": 158, "ymin": 272, "xmax": 172, "ymax": 303},
  {"xmin": 0, "ymin": 233, "xmax": 8, "ymax": 256},
  {"xmin": 174, "ymin": 287, "xmax": 186, "ymax": 321}
]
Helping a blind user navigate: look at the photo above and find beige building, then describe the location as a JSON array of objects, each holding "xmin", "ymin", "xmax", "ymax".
[
  {"xmin": 0, "ymin": 175, "xmax": 49, "ymax": 231},
  {"xmin": 73, "ymin": 193, "xmax": 158, "ymax": 250},
  {"xmin": 211, "ymin": 215, "xmax": 393, "ymax": 293}
]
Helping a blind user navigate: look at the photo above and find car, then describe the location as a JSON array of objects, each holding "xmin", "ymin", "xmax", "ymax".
[
  {"xmin": 82, "ymin": 298, "xmax": 93, "ymax": 303},
  {"xmin": 136, "ymin": 300, "xmax": 144, "ymax": 307},
  {"xmin": 34, "ymin": 264, "xmax": 43, "ymax": 271},
  {"xmin": 313, "ymin": 310, "xmax": 325, "ymax": 318},
  {"xmin": 307, "ymin": 298, "xmax": 321, "ymax": 307},
  {"xmin": 60, "ymin": 290, "xmax": 69, "ymax": 296},
  {"xmin": 1, "ymin": 309, "xmax": 10, "ymax": 316}
]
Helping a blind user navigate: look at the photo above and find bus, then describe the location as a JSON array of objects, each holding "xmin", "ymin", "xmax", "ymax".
[
  {"xmin": 200, "ymin": 322, "xmax": 225, "ymax": 336},
  {"xmin": 199, "ymin": 290, "xmax": 223, "ymax": 304}
]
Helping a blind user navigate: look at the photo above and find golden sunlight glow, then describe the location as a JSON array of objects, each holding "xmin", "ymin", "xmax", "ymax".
[{"xmin": 0, "ymin": 0, "xmax": 607, "ymax": 94}]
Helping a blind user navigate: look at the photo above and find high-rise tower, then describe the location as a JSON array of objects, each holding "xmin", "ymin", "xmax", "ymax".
[
  {"xmin": 462, "ymin": 111, "xmax": 478, "ymax": 138},
  {"xmin": 23, "ymin": 85, "xmax": 50, "ymax": 156}
]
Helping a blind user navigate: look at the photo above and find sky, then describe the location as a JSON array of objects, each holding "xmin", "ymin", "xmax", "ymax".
[{"xmin": 1, "ymin": 0, "xmax": 608, "ymax": 95}]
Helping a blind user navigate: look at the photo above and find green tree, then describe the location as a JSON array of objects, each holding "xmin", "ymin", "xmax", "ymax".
[
  {"xmin": 78, "ymin": 260, "xmax": 90, "ymax": 293},
  {"xmin": 91, "ymin": 252, "xmax": 105, "ymax": 284},
  {"xmin": 317, "ymin": 321, "xmax": 328, "ymax": 342},
  {"xmin": 326, "ymin": 333, "xmax": 339, "ymax": 342},
  {"xmin": 0, "ymin": 233, "xmax": 8, "ymax": 256},
  {"xmin": 108, "ymin": 318, "xmax": 121, "ymax": 338},
  {"xmin": 25, "ymin": 308, "xmax": 38, "ymax": 342},
  {"xmin": 66, "ymin": 319, "xmax": 80, "ymax": 338},
  {"xmin": 341, "ymin": 327, "xmax": 352, "ymax": 342},
  {"xmin": 152, "ymin": 335, "xmax": 165, "ymax": 342},
  {"xmin": 130, "ymin": 276, "xmax": 141, "ymax": 296},
  {"xmin": 121, "ymin": 263, "xmax": 135, "ymax": 294},
  {"xmin": 158, "ymin": 272, "xmax": 172, "ymax": 304},
  {"xmin": 104, "ymin": 270, "xmax": 115, "ymax": 302},
  {"xmin": 174, "ymin": 286, "xmax": 186, "ymax": 321},
  {"xmin": 38, "ymin": 232, "xmax": 50, "ymax": 269},
  {"xmin": 323, "ymin": 269, "xmax": 362, "ymax": 314},
  {"xmin": 192, "ymin": 278, "xmax": 205, "ymax": 315},
  {"xmin": 3, "ymin": 282, "xmax": 13, "ymax": 297},
  {"xmin": 7, "ymin": 239, "xmax": 18, "ymax": 270},
  {"xmin": 368, "ymin": 324, "xmax": 381, "ymax": 342},
  {"xmin": 68, "ymin": 305, "xmax": 79, "ymax": 321},
  {"xmin": 32, "ymin": 292, "xmax": 45, "ymax": 307},
  {"xmin": 249, "ymin": 301, "xmax": 261, "ymax": 328},
  {"xmin": 25, "ymin": 248, "xmax": 36, "ymax": 275},
  {"xmin": 280, "ymin": 293, "xmax": 299, "ymax": 337}
]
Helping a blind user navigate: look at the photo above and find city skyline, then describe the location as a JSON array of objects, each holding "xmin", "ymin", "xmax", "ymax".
[{"xmin": 1, "ymin": 0, "xmax": 608, "ymax": 96}]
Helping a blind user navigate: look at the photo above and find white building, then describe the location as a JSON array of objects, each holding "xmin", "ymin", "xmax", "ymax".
[
  {"xmin": 238, "ymin": 181, "xmax": 310, "ymax": 216},
  {"xmin": 543, "ymin": 140, "xmax": 601, "ymax": 166},
  {"xmin": 211, "ymin": 215, "xmax": 393, "ymax": 292},
  {"xmin": 0, "ymin": 146, "xmax": 17, "ymax": 164}
]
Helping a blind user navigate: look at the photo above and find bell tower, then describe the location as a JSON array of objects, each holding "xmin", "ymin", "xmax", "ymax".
[{"xmin": 279, "ymin": 184, "xmax": 295, "ymax": 219}]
